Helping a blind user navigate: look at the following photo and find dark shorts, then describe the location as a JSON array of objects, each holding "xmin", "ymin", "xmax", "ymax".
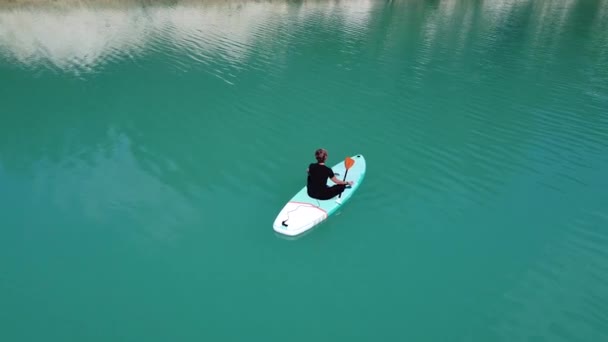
[{"xmin": 307, "ymin": 184, "xmax": 346, "ymax": 200}]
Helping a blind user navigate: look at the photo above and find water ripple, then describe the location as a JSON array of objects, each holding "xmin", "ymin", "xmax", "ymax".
[
  {"xmin": 489, "ymin": 209, "xmax": 608, "ymax": 341},
  {"xmin": 1, "ymin": 1, "xmax": 608, "ymax": 341}
]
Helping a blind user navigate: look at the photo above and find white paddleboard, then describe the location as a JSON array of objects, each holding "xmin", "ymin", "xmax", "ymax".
[{"xmin": 273, "ymin": 154, "xmax": 366, "ymax": 236}]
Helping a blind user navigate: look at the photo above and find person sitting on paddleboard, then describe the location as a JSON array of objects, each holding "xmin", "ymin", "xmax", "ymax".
[{"xmin": 306, "ymin": 148, "xmax": 353, "ymax": 200}]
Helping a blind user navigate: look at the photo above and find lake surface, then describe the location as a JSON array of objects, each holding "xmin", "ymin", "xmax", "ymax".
[{"xmin": 1, "ymin": 0, "xmax": 607, "ymax": 341}]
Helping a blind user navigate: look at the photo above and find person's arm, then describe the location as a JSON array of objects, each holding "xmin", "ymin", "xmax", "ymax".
[{"xmin": 330, "ymin": 176, "xmax": 352, "ymax": 185}]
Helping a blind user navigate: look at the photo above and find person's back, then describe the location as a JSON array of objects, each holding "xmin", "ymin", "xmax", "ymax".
[{"xmin": 307, "ymin": 162, "xmax": 333, "ymax": 197}]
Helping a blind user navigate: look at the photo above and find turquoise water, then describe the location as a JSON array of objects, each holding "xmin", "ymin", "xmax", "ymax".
[{"xmin": 1, "ymin": 0, "xmax": 608, "ymax": 340}]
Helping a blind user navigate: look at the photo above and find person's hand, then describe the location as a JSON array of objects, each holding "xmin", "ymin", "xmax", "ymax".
[{"xmin": 347, "ymin": 181, "xmax": 354, "ymax": 186}]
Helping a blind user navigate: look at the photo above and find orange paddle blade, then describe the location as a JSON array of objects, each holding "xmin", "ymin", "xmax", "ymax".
[{"xmin": 344, "ymin": 156, "xmax": 355, "ymax": 170}]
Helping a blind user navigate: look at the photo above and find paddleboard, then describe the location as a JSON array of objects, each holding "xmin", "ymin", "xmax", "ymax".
[{"xmin": 273, "ymin": 154, "xmax": 366, "ymax": 236}]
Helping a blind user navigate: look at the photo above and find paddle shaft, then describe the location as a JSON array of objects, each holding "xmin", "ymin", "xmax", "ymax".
[
  {"xmin": 338, "ymin": 169, "xmax": 349, "ymax": 199},
  {"xmin": 337, "ymin": 157, "xmax": 355, "ymax": 199}
]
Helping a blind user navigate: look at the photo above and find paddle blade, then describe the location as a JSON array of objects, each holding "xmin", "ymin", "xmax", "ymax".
[{"xmin": 344, "ymin": 156, "xmax": 355, "ymax": 170}]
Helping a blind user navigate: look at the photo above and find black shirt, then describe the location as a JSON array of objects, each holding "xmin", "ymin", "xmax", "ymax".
[{"xmin": 307, "ymin": 162, "xmax": 334, "ymax": 194}]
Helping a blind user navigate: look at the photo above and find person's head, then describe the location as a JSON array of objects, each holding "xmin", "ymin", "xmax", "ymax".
[{"xmin": 315, "ymin": 148, "xmax": 328, "ymax": 163}]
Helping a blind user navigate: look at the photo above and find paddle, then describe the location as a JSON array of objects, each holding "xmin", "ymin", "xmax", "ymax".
[{"xmin": 338, "ymin": 156, "xmax": 355, "ymax": 199}]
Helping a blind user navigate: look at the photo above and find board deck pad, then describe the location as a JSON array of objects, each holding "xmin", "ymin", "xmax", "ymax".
[{"xmin": 273, "ymin": 154, "xmax": 366, "ymax": 236}]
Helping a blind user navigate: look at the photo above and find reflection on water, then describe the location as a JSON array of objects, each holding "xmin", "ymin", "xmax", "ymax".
[
  {"xmin": 0, "ymin": 0, "xmax": 376, "ymax": 75},
  {"xmin": 1, "ymin": 0, "xmax": 606, "ymax": 76},
  {"xmin": 1, "ymin": 0, "xmax": 607, "ymax": 215}
]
